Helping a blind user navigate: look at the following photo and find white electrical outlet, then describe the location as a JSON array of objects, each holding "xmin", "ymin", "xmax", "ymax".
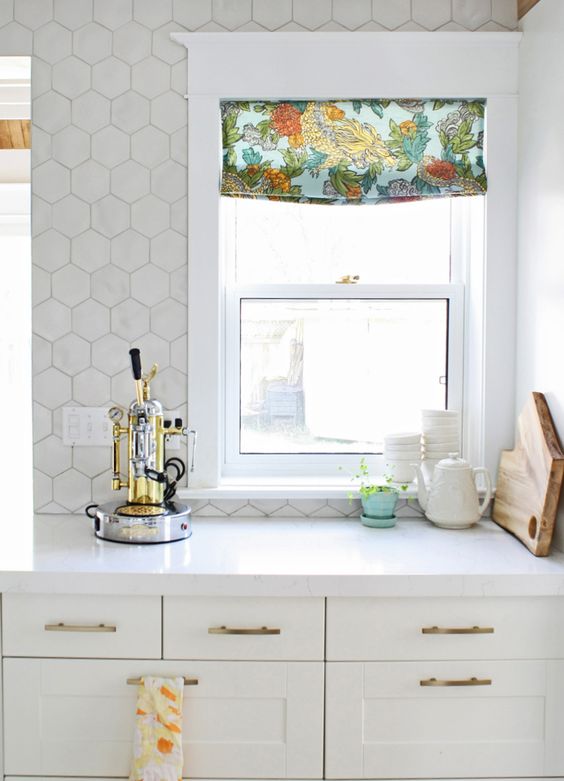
[{"xmin": 62, "ymin": 407, "xmax": 113, "ymax": 446}]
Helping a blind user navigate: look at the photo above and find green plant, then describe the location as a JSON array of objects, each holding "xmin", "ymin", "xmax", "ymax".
[{"xmin": 340, "ymin": 458, "xmax": 408, "ymax": 501}]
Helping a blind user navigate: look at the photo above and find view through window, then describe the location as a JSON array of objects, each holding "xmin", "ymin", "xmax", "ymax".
[{"xmin": 225, "ymin": 197, "xmax": 458, "ymax": 457}]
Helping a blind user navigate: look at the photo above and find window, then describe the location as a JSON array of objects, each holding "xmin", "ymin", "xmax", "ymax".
[
  {"xmin": 176, "ymin": 32, "xmax": 519, "ymax": 488},
  {"xmin": 223, "ymin": 196, "xmax": 473, "ymax": 476}
]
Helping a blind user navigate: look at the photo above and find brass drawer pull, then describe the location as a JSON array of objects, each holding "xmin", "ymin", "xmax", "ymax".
[
  {"xmin": 422, "ymin": 625, "xmax": 494, "ymax": 635},
  {"xmin": 127, "ymin": 676, "xmax": 198, "ymax": 686},
  {"xmin": 44, "ymin": 622, "xmax": 117, "ymax": 633},
  {"xmin": 208, "ymin": 625, "xmax": 281, "ymax": 635},
  {"xmin": 420, "ymin": 677, "xmax": 492, "ymax": 687}
]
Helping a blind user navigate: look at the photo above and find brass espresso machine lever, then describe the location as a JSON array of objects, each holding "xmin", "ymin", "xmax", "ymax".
[{"xmin": 87, "ymin": 347, "xmax": 196, "ymax": 544}]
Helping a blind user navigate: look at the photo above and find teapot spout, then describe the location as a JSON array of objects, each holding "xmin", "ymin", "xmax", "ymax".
[{"xmin": 412, "ymin": 462, "xmax": 428, "ymax": 511}]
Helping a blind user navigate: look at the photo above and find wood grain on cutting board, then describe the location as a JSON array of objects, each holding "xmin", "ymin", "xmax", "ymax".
[{"xmin": 492, "ymin": 392, "xmax": 564, "ymax": 556}]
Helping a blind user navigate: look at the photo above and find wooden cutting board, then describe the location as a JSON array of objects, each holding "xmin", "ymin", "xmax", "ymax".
[{"xmin": 492, "ymin": 392, "xmax": 564, "ymax": 556}]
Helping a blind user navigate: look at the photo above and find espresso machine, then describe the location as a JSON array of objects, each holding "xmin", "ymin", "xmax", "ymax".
[{"xmin": 89, "ymin": 348, "xmax": 196, "ymax": 544}]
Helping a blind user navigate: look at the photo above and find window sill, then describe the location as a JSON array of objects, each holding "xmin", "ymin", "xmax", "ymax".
[{"xmin": 177, "ymin": 478, "xmax": 418, "ymax": 501}]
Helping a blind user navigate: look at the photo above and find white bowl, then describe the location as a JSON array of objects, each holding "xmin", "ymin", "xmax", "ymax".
[
  {"xmin": 422, "ymin": 409, "xmax": 460, "ymax": 418},
  {"xmin": 423, "ymin": 443, "xmax": 460, "ymax": 453},
  {"xmin": 383, "ymin": 440, "xmax": 422, "ymax": 451},
  {"xmin": 421, "ymin": 451, "xmax": 452, "ymax": 461},
  {"xmin": 384, "ymin": 431, "xmax": 421, "ymax": 445},
  {"xmin": 384, "ymin": 449, "xmax": 421, "ymax": 460},
  {"xmin": 422, "ymin": 429, "xmax": 459, "ymax": 437},
  {"xmin": 422, "ymin": 434, "xmax": 460, "ymax": 445},
  {"xmin": 385, "ymin": 462, "xmax": 417, "ymax": 482},
  {"xmin": 423, "ymin": 434, "xmax": 459, "ymax": 442},
  {"xmin": 422, "ymin": 419, "xmax": 459, "ymax": 428}
]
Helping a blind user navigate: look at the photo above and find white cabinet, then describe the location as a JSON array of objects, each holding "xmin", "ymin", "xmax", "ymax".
[
  {"xmin": 164, "ymin": 596, "xmax": 324, "ymax": 660},
  {"xmin": 325, "ymin": 660, "xmax": 564, "ymax": 778},
  {"xmin": 325, "ymin": 596, "xmax": 564, "ymax": 780},
  {"xmin": 326, "ymin": 597, "xmax": 564, "ymax": 661},
  {"xmin": 2, "ymin": 592, "xmax": 564, "ymax": 781},
  {"xmin": 2, "ymin": 593, "xmax": 162, "ymax": 658},
  {"xmin": 3, "ymin": 657, "xmax": 324, "ymax": 779}
]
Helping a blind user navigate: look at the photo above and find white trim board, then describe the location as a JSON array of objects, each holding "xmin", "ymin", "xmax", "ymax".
[{"xmin": 172, "ymin": 32, "xmax": 521, "ymax": 98}]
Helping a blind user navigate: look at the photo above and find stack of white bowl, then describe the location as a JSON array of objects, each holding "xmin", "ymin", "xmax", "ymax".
[
  {"xmin": 421, "ymin": 410, "xmax": 461, "ymax": 475},
  {"xmin": 383, "ymin": 432, "xmax": 421, "ymax": 483}
]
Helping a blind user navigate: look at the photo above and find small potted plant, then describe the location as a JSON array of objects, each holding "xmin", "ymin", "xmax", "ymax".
[{"xmin": 345, "ymin": 458, "xmax": 408, "ymax": 528}]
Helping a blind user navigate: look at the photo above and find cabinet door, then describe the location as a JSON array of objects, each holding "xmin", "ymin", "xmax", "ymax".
[
  {"xmin": 4, "ymin": 658, "xmax": 324, "ymax": 779},
  {"xmin": 326, "ymin": 661, "xmax": 564, "ymax": 779}
]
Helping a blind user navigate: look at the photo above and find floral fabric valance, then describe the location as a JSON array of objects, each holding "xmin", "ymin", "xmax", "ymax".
[{"xmin": 221, "ymin": 99, "xmax": 486, "ymax": 204}]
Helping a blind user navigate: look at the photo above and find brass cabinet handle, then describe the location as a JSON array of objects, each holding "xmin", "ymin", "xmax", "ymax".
[
  {"xmin": 420, "ymin": 677, "xmax": 492, "ymax": 687},
  {"xmin": 208, "ymin": 625, "xmax": 281, "ymax": 635},
  {"xmin": 422, "ymin": 625, "xmax": 494, "ymax": 635},
  {"xmin": 127, "ymin": 676, "xmax": 199, "ymax": 686},
  {"xmin": 44, "ymin": 622, "xmax": 117, "ymax": 633}
]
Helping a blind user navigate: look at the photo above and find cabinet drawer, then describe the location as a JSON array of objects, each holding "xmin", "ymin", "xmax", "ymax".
[
  {"xmin": 3, "ymin": 658, "xmax": 324, "ymax": 779},
  {"xmin": 164, "ymin": 597, "xmax": 324, "ymax": 660},
  {"xmin": 327, "ymin": 596, "xmax": 564, "ymax": 660},
  {"xmin": 326, "ymin": 660, "xmax": 564, "ymax": 778},
  {"xmin": 2, "ymin": 594, "xmax": 161, "ymax": 658}
]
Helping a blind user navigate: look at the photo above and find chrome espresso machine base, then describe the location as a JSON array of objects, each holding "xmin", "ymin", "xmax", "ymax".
[{"xmin": 94, "ymin": 501, "xmax": 192, "ymax": 544}]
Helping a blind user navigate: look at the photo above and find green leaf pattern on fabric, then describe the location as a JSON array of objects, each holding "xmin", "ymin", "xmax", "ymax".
[{"xmin": 221, "ymin": 98, "xmax": 487, "ymax": 204}]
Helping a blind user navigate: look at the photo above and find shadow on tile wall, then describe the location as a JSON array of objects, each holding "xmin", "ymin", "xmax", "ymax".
[{"xmin": 9, "ymin": 0, "xmax": 517, "ymax": 514}]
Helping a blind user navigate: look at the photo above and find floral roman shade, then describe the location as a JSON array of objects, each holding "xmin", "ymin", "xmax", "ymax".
[{"xmin": 221, "ymin": 99, "xmax": 486, "ymax": 204}]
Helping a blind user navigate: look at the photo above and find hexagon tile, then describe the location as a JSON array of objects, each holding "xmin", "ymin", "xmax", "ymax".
[{"xmin": 25, "ymin": 0, "xmax": 516, "ymax": 512}]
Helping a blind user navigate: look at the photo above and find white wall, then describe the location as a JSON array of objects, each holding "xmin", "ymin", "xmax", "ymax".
[
  {"xmin": 517, "ymin": 0, "xmax": 564, "ymax": 548},
  {"xmin": 5, "ymin": 0, "xmax": 517, "ymax": 515},
  {"xmin": 0, "ymin": 187, "xmax": 32, "ymax": 525}
]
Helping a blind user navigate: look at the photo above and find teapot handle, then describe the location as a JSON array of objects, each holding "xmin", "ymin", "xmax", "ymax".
[{"xmin": 473, "ymin": 467, "xmax": 492, "ymax": 517}]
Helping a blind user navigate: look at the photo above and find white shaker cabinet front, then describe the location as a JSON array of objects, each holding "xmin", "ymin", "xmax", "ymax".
[
  {"xmin": 4, "ymin": 591, "xmax": 564, "ymax": 781},
  {"xmin": 3, "ymin": 658, "xmax": 324, "ymax": 779},
  {"xmin": 325, "ymin": 660, "xmax": 564, "ymax": 779}
]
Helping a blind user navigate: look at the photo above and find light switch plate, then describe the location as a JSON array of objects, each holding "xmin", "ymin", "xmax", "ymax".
[
  {"xmin": 62, "ymin": 406, "xmax": 185, "ymax": 450},
  {"xmin": 62, "ymin": 406, "xmax": 113, "ymax": 446}
]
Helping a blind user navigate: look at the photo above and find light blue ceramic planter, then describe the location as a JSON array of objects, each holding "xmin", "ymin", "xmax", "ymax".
[
  {"xmin": 361, "ymin": 491, "xmax": 399, "ymax": 520},
  {"xmin": 360, "ymin": 513, "xmax": 397, "ymax": 528}
]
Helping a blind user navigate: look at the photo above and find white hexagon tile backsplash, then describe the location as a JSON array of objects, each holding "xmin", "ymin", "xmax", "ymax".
[{"xmin": 13, "ymin": 0, "xmax": 517, "ymax": 515}]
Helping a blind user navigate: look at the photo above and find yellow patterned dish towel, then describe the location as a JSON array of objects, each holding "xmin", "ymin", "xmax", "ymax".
[{"xmin": 129, "ymin": 676, "xmax": 184, "ymax": 781}]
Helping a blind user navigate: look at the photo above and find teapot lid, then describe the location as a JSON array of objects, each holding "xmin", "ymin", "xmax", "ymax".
[{"xmin": 437, "ymin": 452, "xmax": 469, "ymax": 470}]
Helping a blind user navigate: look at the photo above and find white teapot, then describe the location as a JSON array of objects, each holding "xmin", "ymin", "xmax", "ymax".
[{"xmin": 413, "ymin": 453, "xmax": 492, "ymax": 529}]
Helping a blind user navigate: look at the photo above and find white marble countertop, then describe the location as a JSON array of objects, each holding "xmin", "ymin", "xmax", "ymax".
[{"xmin": 1, "ymin": 515, "xmax": 564, "ymax": 597}]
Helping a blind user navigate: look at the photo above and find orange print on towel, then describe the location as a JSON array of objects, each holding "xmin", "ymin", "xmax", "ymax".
[{"xmin": 157, "ymin": 737, "xmax": 174, "ymax": 754}]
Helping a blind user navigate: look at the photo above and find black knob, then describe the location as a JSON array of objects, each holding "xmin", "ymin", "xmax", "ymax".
[
  {"xmin": 175, "ymin": 417, "xmax": 183, "ymax": 428},
  {"xmin": 129, "ymin": 348, "xmax": 142, "ymax": 380}
]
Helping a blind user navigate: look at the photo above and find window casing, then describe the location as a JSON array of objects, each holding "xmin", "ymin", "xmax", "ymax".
[{"xmin": 173, "ymin": 31, "xmax": 520, "ymax": 490}]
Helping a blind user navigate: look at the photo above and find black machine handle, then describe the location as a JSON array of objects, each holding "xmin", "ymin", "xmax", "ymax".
[{"xmin": 129, "ymin": 348, "xmax": 142, "ymax": 381}]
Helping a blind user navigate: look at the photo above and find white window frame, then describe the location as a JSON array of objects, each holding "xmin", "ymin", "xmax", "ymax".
[
  {"xmin": 223, "ymin": 196, "xmax": 468, "ymax": 478},
  {"xmin": 172, "ymin": 31, "xmax": 520, "ymax": 490}
]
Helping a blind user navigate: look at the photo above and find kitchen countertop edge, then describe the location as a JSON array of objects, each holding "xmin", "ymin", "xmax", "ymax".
[{"xmin": 1, "ymin": 515, "xmax": 564, "ymax": 598}]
